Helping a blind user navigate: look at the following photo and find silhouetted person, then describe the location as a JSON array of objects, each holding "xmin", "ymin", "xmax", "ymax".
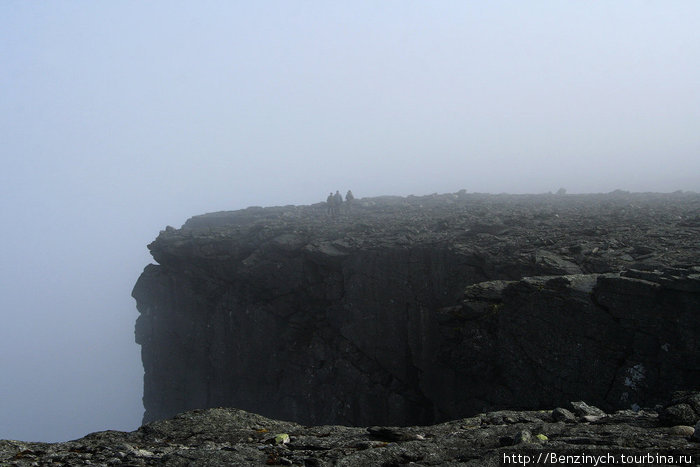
[
  {"xmin": 345, "ymin": 190, "xmax": 354, "ymax": 213},
  {"xmin": 326, "ymin": 192, "xmax": 334, "ymax": 215},
  {"xmin": 333, "ymin": 190, "xmax": 343, "ymax": 216}
]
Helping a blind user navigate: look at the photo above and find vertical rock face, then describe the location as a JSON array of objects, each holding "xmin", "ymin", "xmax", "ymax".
[
  {"xmin": 133, "ymin": 242, "xmax": 483, "ymax": 426},
  {"xmin": 436, "ymin": 270, "xmax": 700, "ymax": 419},
  {"xmin": 132, "ymin": 192, "xmax": 700, "ymax": 425}
]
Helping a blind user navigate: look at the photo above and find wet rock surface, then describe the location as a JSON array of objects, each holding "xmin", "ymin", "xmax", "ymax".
[
  {"xmin": 132, "ymin": 191, "xmax": 699, "ymax": 427},
  {"xmin": 2, "ymin": 397, "xmax": 699, "ymax": 466}
]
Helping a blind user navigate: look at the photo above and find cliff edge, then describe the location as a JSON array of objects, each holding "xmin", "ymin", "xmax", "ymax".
[{"xmin": 132, "ymin": 191, "xmax": 700, "ymax": 426}]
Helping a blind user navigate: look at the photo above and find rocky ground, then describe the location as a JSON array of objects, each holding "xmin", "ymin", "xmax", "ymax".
[
  {"xmin": 2, "ymin": 392, "xmax": 699, "ymax": 466},
  {"xmin": 175, "ymin": 190, "xmax": 700, "ymax": 274}
]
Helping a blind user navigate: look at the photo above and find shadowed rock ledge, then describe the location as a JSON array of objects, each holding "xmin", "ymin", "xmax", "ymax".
[{"xmin": 131, "ymin": 191, "xmax": 699, "ymax": 428}]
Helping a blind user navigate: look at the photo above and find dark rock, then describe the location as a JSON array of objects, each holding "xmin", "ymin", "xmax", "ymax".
[
  {"xmin": 533, "ymin": 250, "xmax": 582, "ymax": 275},
  {"xmin": 132, "ymin": 191, "xmax": 700, "ymax": 427},
  {"xmin": 660, "ymin": 391, "xmax": 700, "ymax": 426},
  {"xmin": 570, "ymin": 401, "xmax": 607, "ymax": 418},
  {"xmin": 674, "ymin": 392, "xmax": 700, "ymax": 413},
  {"xmin": 3, "ymin": 399, "xmax": 700, "ymax": 465},
  {"xmin": 661, "ymin": 404, "xmax": 699, "ymax": 426},
  {"xmin": 552, "ymin": 408, "xmax": 577, "ymax": 422},
  {"xmin": 367, "ymin": 427, "xmax": 416, "ymax": 442},
  {"xmin": 512, "ymin": 429, "xmax": 533, "ymax": 444}
]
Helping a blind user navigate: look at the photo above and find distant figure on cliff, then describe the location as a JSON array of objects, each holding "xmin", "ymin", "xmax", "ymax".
[
  {"xmin": 326, "ymin": 192, "xmax": 334, "ymax": 215},
  {"xmin": 333, "ymin": 190, "xmax": 343, "ymax": 216},
  {"xmin": 345, "ymin": 190, "xmax": 354, "ymax": 213}
]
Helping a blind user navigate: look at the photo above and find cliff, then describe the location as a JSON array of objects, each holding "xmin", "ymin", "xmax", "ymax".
[{"xmin": 132, "ymin": 191, "xmax": 700, "ymax": 427}]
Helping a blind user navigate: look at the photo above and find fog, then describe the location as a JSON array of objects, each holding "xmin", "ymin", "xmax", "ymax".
[{"xmin": 1, "ymin": 1, "xmax": 698, "ymax": 442}]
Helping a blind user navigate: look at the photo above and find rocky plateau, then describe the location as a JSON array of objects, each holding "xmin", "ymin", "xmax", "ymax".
[
  {"xmin": 4, "ymin": 191, "xmax": 698, "ymax": 466},
  {"xmin": 132, "ymin": 191, "xmax": 699, "ymax": 428}
]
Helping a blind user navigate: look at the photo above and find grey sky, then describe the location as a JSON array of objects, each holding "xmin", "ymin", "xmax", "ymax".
[{"xmin": 1, "ymin": 1, "xmax": 698, "ymax": 442}]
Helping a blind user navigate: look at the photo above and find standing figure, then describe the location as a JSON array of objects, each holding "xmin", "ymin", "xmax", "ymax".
[
  {"xmin": 326, "ymin": 192, "xmax": 334, "ymax": 216},
  {"xmin": 345, "ymin": 190, "xmax": 354, "ymax": 213},
  {"xmin": 333, "ymin": 190, "xmax": 343, "ymax": 216}
]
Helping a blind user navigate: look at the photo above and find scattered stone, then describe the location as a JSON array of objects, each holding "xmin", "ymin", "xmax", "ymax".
[
  {"xmin": 570, "ymin": 401, "xmax": 606, "ymax": 418},
  {"xmin": 668, "ymin": 425, "xmax": 695, "ymax": 437},
  {"xmin": 513, "ymin": 429, "xmax": 533, "ymax": 444},
  {"xmin": 660, "ymin": 403, "xmax": 699, "ymax": 426},
  {"xmin": 3, "ymin": 396, "xmax": 699, "ymax": 465},
  {"xmin": 663, "ymin": 391, "xmax": 700, "ymax": 422},
  {"xmin": 273, "ymin": 433, "xmax": 290, "ymax": 445},
  {"xmin": 551, "ymin": 407, "xmax": 576, "ymax": 422},
  {"xmin": 367, "ymin": 427, "xmax": 413, "ymax": 442}
]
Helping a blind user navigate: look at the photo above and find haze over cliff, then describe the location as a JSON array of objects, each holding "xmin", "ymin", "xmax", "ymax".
[{"xmin": 133, "ymin": 191, "xmax": 699, "ymax": 427}]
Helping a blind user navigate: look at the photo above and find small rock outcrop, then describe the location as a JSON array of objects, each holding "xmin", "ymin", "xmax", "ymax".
[
  {"xmin": 132, "ymin": 191, "xmax": 700, "ymax": 427},
  {"xmin": 2, "ymin": 395, "xmax": 699, "ymax": 466}
]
